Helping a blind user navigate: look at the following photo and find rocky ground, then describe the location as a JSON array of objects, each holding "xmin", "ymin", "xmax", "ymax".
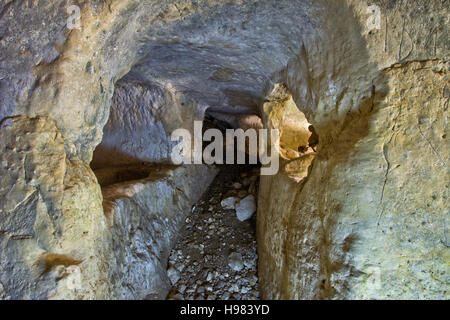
[{"xmin": 166, "ymin": 164, "xmax": 261, "ymax": 300}]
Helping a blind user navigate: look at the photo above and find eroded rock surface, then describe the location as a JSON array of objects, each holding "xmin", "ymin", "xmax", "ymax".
[
  {"xmin": 102, "ymin": 164, "xmax": 218, "ymax": 299},
  {"xmin": 0, "ymin": 116, "xmax": 217, "ymax": 299},
  {"xmin": 91, "ymin": 79, "xmax": 202, "ymax": 169},
  {"xmin": 0, "ymin": 116, "xmax": 108, "ymax": 299},
  {"xmin": 257, "ymin": 1, "xmax": 449, "ymax": 300}
]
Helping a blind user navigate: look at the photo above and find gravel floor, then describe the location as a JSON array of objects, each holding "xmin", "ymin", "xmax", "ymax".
[{"xmin": 166, "ymin": 164, "xmax": 260, "ymax": 300}]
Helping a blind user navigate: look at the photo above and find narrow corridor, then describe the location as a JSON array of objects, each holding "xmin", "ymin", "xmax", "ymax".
[{"xmin": 167, "ymin": 165, "xmax": 261, "ymax": 300}]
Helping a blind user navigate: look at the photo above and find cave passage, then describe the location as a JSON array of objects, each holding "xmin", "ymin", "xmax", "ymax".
[
  {"xmin": 0, "ymin": 0, "xmax": 447, "ymax": 302},
  {"xmin": 91, "ymin": 111, "xmax": 264, "ymax": 300},
  {"xmin": 165, "ymin": 115, "xmax": 264, "ymax": 300},
  {"xmin": 88, "ymin": 81, "xmax": 320, "ymax": 300}
]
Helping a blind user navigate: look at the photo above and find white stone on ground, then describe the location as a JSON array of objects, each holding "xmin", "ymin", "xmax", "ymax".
[
  {"xmin": 221, "ymin": 197, "xmax": 238, "ymax": 209},
  {"xmin": 244, "ymin": 258, "xmax": 256, "ymax": 269},
  {"xmin": 167, "ymin": 266, "xmax": 181, "ymax": 285},
  {"xmin": 235, "ymin": 195, "xmax": 256, "ymax": 221},
  {"xmin": 228, "ymin": 252, "xmax": 244, "ymax": 271}
]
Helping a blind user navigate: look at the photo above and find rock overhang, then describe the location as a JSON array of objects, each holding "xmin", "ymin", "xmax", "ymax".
[{"xmin": 122, "ymin": 0, "xmax": 317, "ymax": 115}]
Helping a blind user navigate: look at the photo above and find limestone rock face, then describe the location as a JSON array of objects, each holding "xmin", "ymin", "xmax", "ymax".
[
  {"xmin": 0, "ymin": 116, "xmax": 217, "ymax": 299},
  {"xmin": 91, "ymin": 79, "xmax": 203, "ymax": 169},
  {"xmin": 0, "ymin": 116, "xmax": 108, "ymax": 299},
  {"xmin": 102, "ymin": 164, "xmax": 218, "ymax": 299},
  {"xmin": 91, "ymin": 81, "xmax": 174, "ymax": 168},
  {"xmin": 257, "ymin": 1, "xmax": 449, "ymax": 300}
]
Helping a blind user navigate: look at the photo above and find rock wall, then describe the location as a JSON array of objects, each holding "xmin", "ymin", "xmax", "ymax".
[
  {"xmin": 90, "ymin": 78, "xmax": 202, "ymax": 169},
  {"xmin": 101, "ymin": 164, "xmax": 218, "ymax": 300},
  {"xmin": 0, "ymin": 115, "xmax": 217, "ymax": 299},
  {"xmin": 0, "ymin": 1, "xmax": 225, "ymax": 299},
  {"xmin": 0, "ymin": 116, "xmax": 108, "ymax": 299},
  {"xmin": 257, "ymin": 0, "xmax": 449, "ymax": 299}
]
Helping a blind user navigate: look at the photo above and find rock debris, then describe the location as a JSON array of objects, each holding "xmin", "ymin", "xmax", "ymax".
[{"xmin": 167, "ymin": 165, "xmax": 260, "ymax": 300}]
